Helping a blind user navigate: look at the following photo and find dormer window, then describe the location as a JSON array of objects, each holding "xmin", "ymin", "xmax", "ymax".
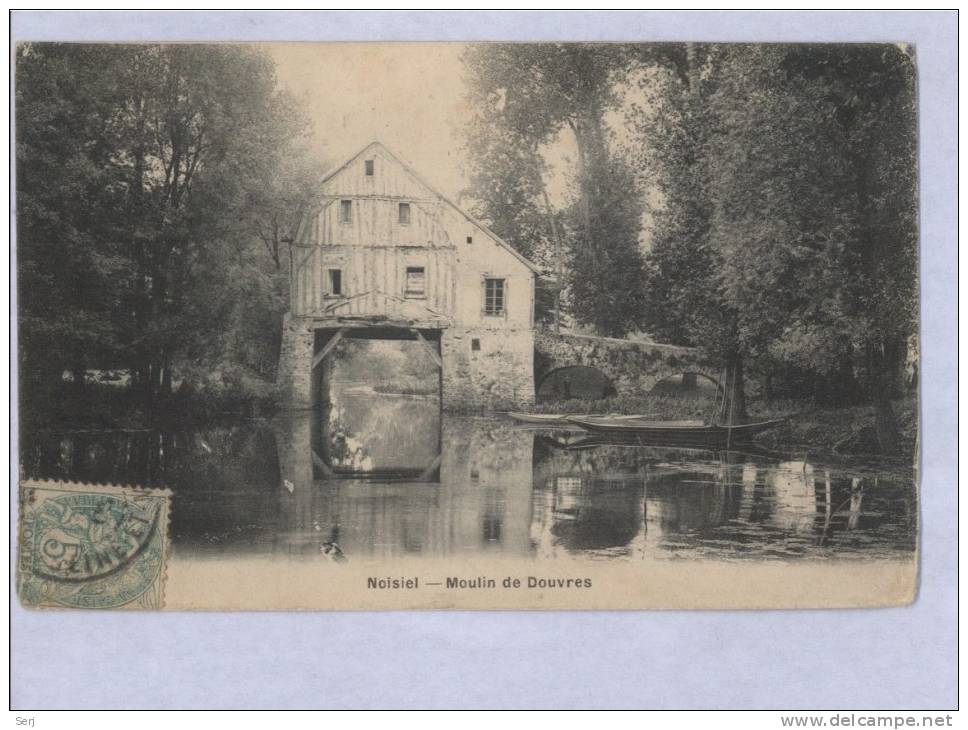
[
  {"xmin": 398, "ymin": 202, "xmax": 411, "ymax": 225},
  {"xmin": 339, "ymin": 200, "xmax": 352, "ymax": 223},
  {"xmin": 365, "ymin": 159, "xmax": 374, "ymax": 176}
]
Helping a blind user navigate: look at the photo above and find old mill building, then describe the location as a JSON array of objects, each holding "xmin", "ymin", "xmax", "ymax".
[{"xmin": 278, "ymin": 141, "xmax": 541, "ymax": 409}]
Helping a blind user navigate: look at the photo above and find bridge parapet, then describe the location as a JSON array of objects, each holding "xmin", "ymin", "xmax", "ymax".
[{"xmin": 534, "ymin": 329, "xmax": 720, "ymax": 398}]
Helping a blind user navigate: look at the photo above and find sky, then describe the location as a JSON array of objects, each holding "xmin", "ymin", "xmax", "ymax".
[
  {"xmin": 266, "ymin": 42, "xmax": 578, "ymax": 208},
  {"xmin": 267, "ymin": 42, "xmax": 473, "ymax": 201}
]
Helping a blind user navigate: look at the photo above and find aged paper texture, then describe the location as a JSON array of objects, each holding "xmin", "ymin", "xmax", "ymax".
[{"xmin": 15, "ymin": 41, "xmax": 919, "ymax": 610}]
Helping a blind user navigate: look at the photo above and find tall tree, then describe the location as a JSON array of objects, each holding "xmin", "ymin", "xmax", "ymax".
[
  {"xmin": 16, "ymin": 43, "xmax": 314, "ymax": 414},
  {"xmin": 631, "ymin": 44, "xmax": 750, "ymax": 419},
  {"xmin": 462, "ymin": 43, "xmax": 649, "ymax": 336},
  {"xmin": 779, "ymin": 44, "xmax": 918, "ymax": 449},
  {"xmin": 631, "ymin": 43, "xmax": 917, "ymax": 442},
  {"xmin": 17, "ymin": 44, "xmax": 134, "ymax": 400}
]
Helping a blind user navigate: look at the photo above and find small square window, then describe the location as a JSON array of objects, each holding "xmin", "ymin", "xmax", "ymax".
[
  {"xmin": 483, "ymin": 278, "xmax": 505, "ymax": 316},
  {"xmin": 339, "ymin": 200, "xmax": 352, "ymax": 223},
  {"xmin": 466, "ymin": 236, "xmax": 473, "ymax": 244},
  {"xmin": 405, "ymin": 266, "xmax": 425, "ymax": 297},
  {"xmin": 471, "ymin": 338, "xmax": 481, "ymax": 352},
  {"xmin": 365, "ymin": 159, "xmax": 374, "ymax": 176},
  {"xmin": 399, "ymin": 202, "xmax": 411, "ymax": 225},
  {"xmin": 328, "ymin": 269, "xmax": 342, "ymax": 296}
]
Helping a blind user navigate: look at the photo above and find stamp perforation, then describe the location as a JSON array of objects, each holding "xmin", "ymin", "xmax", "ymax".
[{"xmin": 17, "ymin": 477, "xmax": 173, "ymax": 610}]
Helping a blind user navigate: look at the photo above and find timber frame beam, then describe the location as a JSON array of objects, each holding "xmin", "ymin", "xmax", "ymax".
[
  {"xmin": 411, "ymin": 328, "xmax": 443, "ymax": 369},
  {"xmin": 312, "ymin": 327, "xmax": 348, "ymax": 370}
]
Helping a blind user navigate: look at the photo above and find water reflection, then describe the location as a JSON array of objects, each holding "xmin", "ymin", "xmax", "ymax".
[
  {"xmin": 317, "ymin": 387, "xmax": 440, "ymax": 479},
  {"xmin": 19, "ymin": 394, "xmax": 917, "ymax": 563}
]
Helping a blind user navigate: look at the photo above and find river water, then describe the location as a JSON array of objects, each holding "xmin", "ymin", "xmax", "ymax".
[{"xmin": 19, "ymin": 391, "xmax": 917, "ymax": 563}]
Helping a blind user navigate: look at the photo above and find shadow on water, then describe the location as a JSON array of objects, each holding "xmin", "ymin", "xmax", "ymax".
[{"xmin": 20, "ymin": 392, "xmax": 917, "ymax": 563}]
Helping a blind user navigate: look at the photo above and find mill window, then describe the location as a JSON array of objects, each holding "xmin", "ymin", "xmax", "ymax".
[
  {"xmin": 483, "ymin": 278, "xmax": 505, "ymax": 316},
  {"xmin": 328, "ymin": 269, "xmax": 342, "ymax": 296},
  {"xmin": 405, "ymin": 266, "xmax": 426, "ymax": 297},
  {"xmin": 339, "ymin": 200, "xmax": 352, "ymax": 223},
  {"xmin": 471, "ymin": 338, "xmax": 481, "ymax": 352},
  {"xmin": 483, "ymin": 512, "xmax": 502, "ymax": 543},
  {"xmin": 398, "ymin": 202, "xmax": 411, "ymax": 225},
  {"xmin": 365, "ymin": 159, "xmax": 374, "ymax": 176}
]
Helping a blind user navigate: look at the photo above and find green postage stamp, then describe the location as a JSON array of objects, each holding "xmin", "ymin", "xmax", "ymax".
[{"xmin": 17, "ymin": 479, "xmax": 172, "ymax": 609}]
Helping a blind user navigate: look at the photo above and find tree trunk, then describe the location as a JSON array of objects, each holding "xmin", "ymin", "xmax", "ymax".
[
  {"xmin": 143, "ymin": 363, "xmax": 154, "ymax": 411},
  {"xmin": 882, "ymin": 335, "xmax": 906, "ymax": 398},
  {"xmin": 686, "ymin": 42, "xmax": 701, "ymax": 97},
  {"xmin": 130, "ymin": 93, "xmax": 149, "ymax": 405},
  {"xmin": 873, "ymin": 391, "xmax": 900, "ymax": 454},
  {"xmin": 719, "ymin": 353, "xmax": 748, "ymax": 425},
  {"xmin": 541, "ymin": 188, "xmax": 565, "ymax": 334},
  {"xmin": 71, "ymin": 359, "xmax": 86, "ymax": 394},
  {"xmin": 570, "ymin": 105, "xmax": 612, "ymax": 335},
  {"xmin": 570, "ymin": 119, "xmax": 595, "ymax": 254},
  {"xmin": 850, "ymin": 148, "xmax": 902, "ymax": 452},
  {"xmin": 160, "ymin": 356, "xmax": 173, "ymax": 400},
  {"xmin": 866, "ymin": 342, "xmax": 900, "ymax": 453}
]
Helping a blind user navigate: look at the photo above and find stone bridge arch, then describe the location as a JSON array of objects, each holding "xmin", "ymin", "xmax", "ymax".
[{"xmin": 534, "ymin": 330, "xmax": 720, "ymax": 400}]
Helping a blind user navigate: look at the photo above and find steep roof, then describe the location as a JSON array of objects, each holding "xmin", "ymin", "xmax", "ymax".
[{"xmin": 318, "ymin": 141, "xmax": 542, "ymax": 275}]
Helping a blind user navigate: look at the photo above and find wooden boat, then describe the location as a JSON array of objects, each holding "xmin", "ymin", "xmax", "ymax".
[
  {"xmin": 565, "ymin": 415, "xmax": 784, "ymax": 446},
  {"xmin": 509, "ymin": 412, "xmax": 650, "ymax": 426}
]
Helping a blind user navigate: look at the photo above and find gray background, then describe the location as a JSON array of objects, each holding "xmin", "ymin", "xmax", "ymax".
[{"xmin": 9, "ymin": 11, "xmax": 957, "ymax": 710}]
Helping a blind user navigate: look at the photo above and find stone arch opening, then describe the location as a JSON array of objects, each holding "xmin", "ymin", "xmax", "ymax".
[
  {"xmin": 649, "ymin": 371, "xmax": 721, "ymax": 396},
  {"xmin": 313, "ymin": 327, "xmax": 443, "ymax": 406},
  {"xmin": 536, "ymin": 366, "xmax": 617, "ymax": 403},
  {"xmin": 312, "ymin": 326, "xmax": 442, "ymax": 479}
]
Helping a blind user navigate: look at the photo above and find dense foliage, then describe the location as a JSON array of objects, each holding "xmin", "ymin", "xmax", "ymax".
[
  {"xmin": 17, "ymin": 44, "xmax": 317, "ymax": 416},
  {"xmin": 631, "ymin": 43, "xmax": 917, "ymax": 442},
  {"xmin": 462, "ymin": 42, "xmax": 918, "ymax": 446},
  {"xmin": 462, "ymin": 43, "xmax": 649, "ymax": 336}
]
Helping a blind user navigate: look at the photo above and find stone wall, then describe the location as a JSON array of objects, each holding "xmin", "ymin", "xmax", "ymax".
[
  {"xmin": 441, "ymin": 326, "xmax": 535, "ymax": 410},
  {"xmin": 278, "ymin": 318, "xmax": 536, "ymax": 411},
  {"xmin": 278, "ymin": 320, "xmax": 718, "ymax": 410},
  {"xmin": 533, "ymin": 329, "xmax": 719, "ymax": 397},
  {"xmin": 277, "ymin": 314, "xmax": 315, "ymax": 410}
]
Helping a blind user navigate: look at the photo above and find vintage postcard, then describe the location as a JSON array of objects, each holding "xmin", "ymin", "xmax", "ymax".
[{"xmin": 15, "ymin": 41, "xmax": 919, "ymax": 609}]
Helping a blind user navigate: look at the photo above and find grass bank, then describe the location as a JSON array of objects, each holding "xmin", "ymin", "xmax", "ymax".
[
  {"xmin": 21, "ymin": 373, "xmax": 278, "ymax": 432},
  {"xmin": 750, "ymin": 397, "xmax": 917, "ymax": 460}
]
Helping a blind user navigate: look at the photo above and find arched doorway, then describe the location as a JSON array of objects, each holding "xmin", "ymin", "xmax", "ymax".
[
  {"xmin": 649, "ymin": 372, "xmax": 720, "ymax": 396},
  {"xmin": 536, "ymin": 366, "xmax": 616, "ymax": 403}
]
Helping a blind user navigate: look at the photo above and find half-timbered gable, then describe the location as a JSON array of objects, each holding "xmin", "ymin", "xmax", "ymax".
[{"xmin": 280, "ymin": 141, "xmax": 539, "ymax": 409}]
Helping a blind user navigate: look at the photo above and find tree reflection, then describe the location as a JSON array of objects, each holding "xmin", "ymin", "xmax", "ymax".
[{"xmin": 19, "ymin": 417, "xmax": 916, "ymax": 561}]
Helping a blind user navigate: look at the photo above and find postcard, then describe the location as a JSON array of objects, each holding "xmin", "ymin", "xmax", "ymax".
[{"xmin": 15, "ymin": 41, "xmax": 919, "ymax": 609}]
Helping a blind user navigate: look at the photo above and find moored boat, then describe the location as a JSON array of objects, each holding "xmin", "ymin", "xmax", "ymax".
[
  {"xmin": 509, "ymin": 412, "xmax": 650, "ymax": 426},
  {"xmin": 565, "ymin": 415, "xmax": 784, "ymax": 446}
]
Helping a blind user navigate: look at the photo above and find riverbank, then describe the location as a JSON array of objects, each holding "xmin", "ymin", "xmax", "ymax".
[
  {"xmin": 751, "ymin": 397, "xmax": 917, "ymax": 461},
  {"xmin": 19, "ymin": 377, "xmax": 278, "ymax": 432},
  {"xmin": 23, "ymin": 378, "xmax": 917, "ymax": 462}
]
